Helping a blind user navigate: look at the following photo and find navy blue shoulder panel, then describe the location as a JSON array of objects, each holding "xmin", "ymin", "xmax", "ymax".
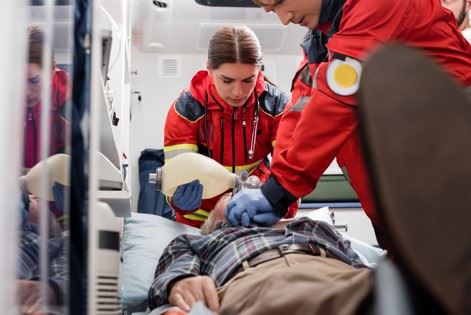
[
  {"xmin": 175, "ymin": 91, "xmax": 204, "ymax": 122},
  {"xmin": 259, "ymin": 82, "xmax": 289, "ymax": 116},
  {"xmin": 301, "ymin": 30, "xmax": 329, "ymax": 65}
]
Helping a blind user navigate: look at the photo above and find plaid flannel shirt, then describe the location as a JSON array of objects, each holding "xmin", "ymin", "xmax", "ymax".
[
  {"xmin": 148, "ymin": 217, "xmax": 366, "ymax": 309},
  {"xmin": 18, "ymin": 225, "xmax": 66, "ymax": 304}
]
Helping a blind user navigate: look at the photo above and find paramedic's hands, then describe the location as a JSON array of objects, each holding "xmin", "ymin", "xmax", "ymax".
[
  {"xmin": 169, "ymin": 276, "xmax": 219, "ymax": 313},
  {"xmin": 225, "ymin": 188, "xmax": 280, "ymax": 227},
  {"xmin": 172, "ymin": 180, "xmax": 203, "ymax": 210}
]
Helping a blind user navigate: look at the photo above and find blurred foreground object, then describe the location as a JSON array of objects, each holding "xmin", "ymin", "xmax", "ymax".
[{"xmin": 21, "ymin": 153, "xmax": 69, "ymax": 201}]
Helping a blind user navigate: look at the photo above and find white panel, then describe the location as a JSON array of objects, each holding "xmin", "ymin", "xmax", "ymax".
[
  {"xmin": 0, "ymin": 1, "xmax": 27, "ymax": 314},
  {"xmin": 197, "ymin": 22, "xmax": 288, "ymax": 52},
  {"xmin": 91, "ymin": 0, "xmax": 130, "ymax": 312},
  {"xmin": 331, "ymin": 208, "xmax": 377, "ymax": 245},
  {"xmin": 100, "ymin": 78, "xmax": 121, "ymax": 169},
  {"xmin": 132, "ymin": 0, "xmax": 306, "ymax": 54},
  {"xmin": 29, "ymin": 5, "xmax": 74, "ymax": 55}
]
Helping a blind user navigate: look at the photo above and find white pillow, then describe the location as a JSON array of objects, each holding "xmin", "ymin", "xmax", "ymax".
[
  {"xmin": 293, "ymin": 206, "xmax": 333, "ymax": 223},
  {"xmin": 121, "ymin": 213, "xmax": 200, "ymax": 310},
  {"xmin": 294, "ymin": 207, "xmax": 385, "ymax": 265}
]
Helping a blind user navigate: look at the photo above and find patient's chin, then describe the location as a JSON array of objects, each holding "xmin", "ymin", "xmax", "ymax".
[
  {"xmin": 200, "ymin": 220, "xmax": 214, "ymax": 235},
  {"xmin": 201, "ymin": 219, "xmax": 226, "ymax": 235}
]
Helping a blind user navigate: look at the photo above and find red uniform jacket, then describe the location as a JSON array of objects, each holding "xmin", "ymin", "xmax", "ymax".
[
  {"xmin": 265, "ymin": 0, "xmax": 471, "ymax": 225},
  {"xmin": 274, "ymin": 32, "xmax": 318, "ymax": 158},
  {"xmin": 24, "ymin": 67, "xmax": 69, "ymax": 169},
  {"xmin": 164, "ymin": 70, "xmax": 296, "ymax": 227}
]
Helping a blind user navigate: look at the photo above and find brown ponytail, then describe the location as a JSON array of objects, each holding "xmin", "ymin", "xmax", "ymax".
[
  {"xmin": 28, "ymin": 26, "xmax": 44, "ymax": 67},
  {"xmin": 207, "ymin": 25, "xmax": 263, "ymax": 70},
  {"xmin": 27, "ymin": 25, "xmax": 55, "ymax": 68}
]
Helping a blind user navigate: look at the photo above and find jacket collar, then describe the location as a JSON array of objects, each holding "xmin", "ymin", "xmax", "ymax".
[
  {"xmin": 319, "ymin": 0, "xmax": 345, "ymax": 24},
  {"xmin": 301, "ymin": 0, "xmax": 346, "ymax": 64},
  {"xmin": 189, "ymin": 69, "xmax": 265, "ymax": 111}
]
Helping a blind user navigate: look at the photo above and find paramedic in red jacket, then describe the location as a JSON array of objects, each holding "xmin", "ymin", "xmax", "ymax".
[
  {"xmin": 163, "ymin": 25, "xmax": 296, "ymax": 228},
  {"xmin": 24, "ymin": 26, "xmax": 69, "ymax": 170},
  {"xmin": 226, "ymin": 0, "xmax": 471, "ymax": 239},
  {"xmin": 274, "ymin": 30, "xmax": 327, "ymax": 156}
]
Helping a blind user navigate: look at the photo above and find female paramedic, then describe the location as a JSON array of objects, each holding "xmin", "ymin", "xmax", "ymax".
[
  {"xmin": 163, "ymin": 25, "xmax": 297, "ymax": 227},
  {"xmin": 24, "ymin": 26, "xmax": 69, "ymax": 171}
]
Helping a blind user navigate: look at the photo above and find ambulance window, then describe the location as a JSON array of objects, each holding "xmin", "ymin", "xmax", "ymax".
[{"xmin": 194, "ymin": 0, "xmax": 257, "ymax": 7}]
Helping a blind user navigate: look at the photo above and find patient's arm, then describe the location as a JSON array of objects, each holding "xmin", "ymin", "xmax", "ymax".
[
  {"xmin": 17, "ymin": 280, "xmax": 56, "ymax": 315},
  {"xmin": 149, "ymin": 235, "xmax": 215, "ymax": 310},
  {"xmin": 169, "ymin": 276, "xmax": 219, "ymax": 313}
]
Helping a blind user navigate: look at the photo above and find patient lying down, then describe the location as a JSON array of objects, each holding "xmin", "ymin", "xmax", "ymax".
[{"xmin": 148, "ymin": 194, "xmax": 373, "ymax": 315}]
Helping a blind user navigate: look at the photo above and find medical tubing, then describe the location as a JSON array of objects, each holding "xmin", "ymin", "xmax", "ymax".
[
  {"xmin": 249, "ymin": 105, "xmax": 259, "ymax": 160},
  {"xmin": 203, "ymin": 93, "xmax": 211, "ymax": 159},
  {"xmin": 220, "ymin": 117, "xmax": 224, "ymax": 162},
  {"xmin": 248, "ymin": 92, "xmax": 259, "ymax": 160},
  {"xmin": 242, "ymin": 106, "xmax": 248, "ymax": 164},
  {"xmin": 232, "ymin": 108, "xmax": 237, "ymax": 173},
  {"xmin": 209, "ymin": 93, "xmax": 225, "ymax": 162}
]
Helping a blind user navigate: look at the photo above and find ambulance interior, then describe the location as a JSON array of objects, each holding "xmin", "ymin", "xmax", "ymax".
[{"xmin": 1, "ymin": 0, "xmax": 447, "ymax": 314}]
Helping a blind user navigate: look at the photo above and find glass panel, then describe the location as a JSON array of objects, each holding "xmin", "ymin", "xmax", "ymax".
[
  {"xmin": 16, "ymin": 1, "xmax": 74, "ymax": 314},
  {"xmin": 0, "ymin": 2, "xmax": 28, "ymax": 313}
]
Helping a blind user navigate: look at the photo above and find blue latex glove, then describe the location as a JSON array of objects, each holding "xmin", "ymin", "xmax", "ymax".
[
  {"xmin": 172, "ymin": 180, "xmax": 203, "ymax": 211},
  {"xmin": 225, "ymin": 188, "xmax": 280, "ymax": 227}
]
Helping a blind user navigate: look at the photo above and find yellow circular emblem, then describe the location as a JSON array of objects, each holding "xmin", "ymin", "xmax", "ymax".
[
  {"xmin": 334, "ymin": 64, "xmax": 358, "ymax": 88},
  {"xmin": 326, "ymin": 57, "xmax": 362, "ymax": 96}
]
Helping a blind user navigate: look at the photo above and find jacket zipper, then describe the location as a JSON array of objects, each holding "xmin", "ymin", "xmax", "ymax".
[
  {"xmin": 28, "ymin": 108, "xmax": 38, "ymax": 165},
  {"xmin": 209, "ymin": 93, "xmax": 226, "ymax": 163}
]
